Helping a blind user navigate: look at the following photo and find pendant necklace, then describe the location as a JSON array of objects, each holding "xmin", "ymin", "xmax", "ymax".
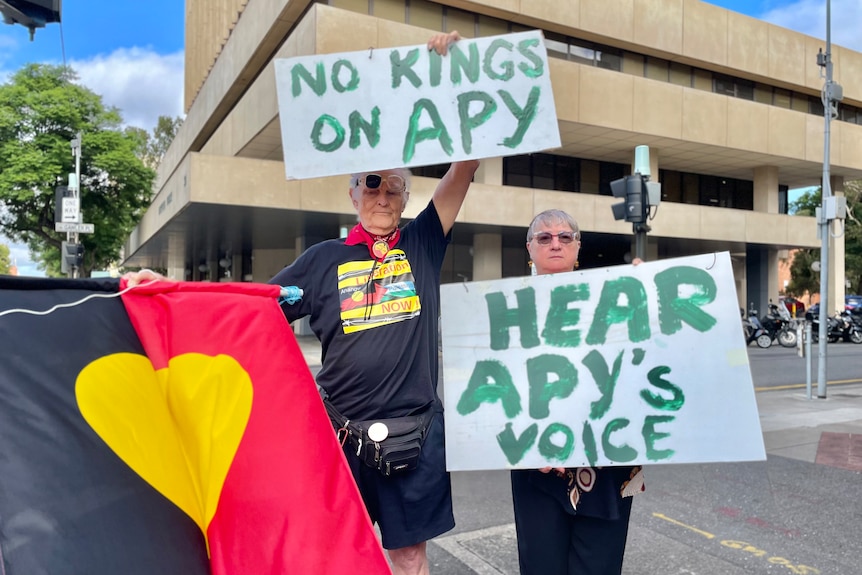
[{"xmin": 371, "ymin": 230, "xmax": 397, "ymax": 259}]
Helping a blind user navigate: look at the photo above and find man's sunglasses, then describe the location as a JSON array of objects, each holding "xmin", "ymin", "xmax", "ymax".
[
  {"xmin": 532, "ymin": 231, "xmax": 578, "ymax": 245},
  {"xmin": 360, "ymin": 173, "xmax": 406, "ymax": 193}
]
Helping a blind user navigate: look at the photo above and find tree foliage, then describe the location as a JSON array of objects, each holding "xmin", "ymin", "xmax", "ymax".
[
  {"xmin": 125, "ymin": 115, "xmax": 183, "ymax": 170},
  {"xmin": 788, "ymin": 181, "xmax": 862, "ymax": 296},
  {"xmin": 0, "ymin": 243, "xmax": 10, "ymax": 274},
  {"xmin": 0, "ymin": 64, "xmax": 156, "ymax": 276},
  {"xmin": 785, "ymin": 248, "xmax": 819, "ymax": 298}
]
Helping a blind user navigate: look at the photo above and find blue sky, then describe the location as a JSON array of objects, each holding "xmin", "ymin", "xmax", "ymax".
[{"xmin": 1, "ymin": 0, "xmax": 859, "ymax": 276}]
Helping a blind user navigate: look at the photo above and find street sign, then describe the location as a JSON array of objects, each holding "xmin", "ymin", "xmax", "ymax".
[
  {"xmin": 55, "ymin": 222, "xmax": 94, "ymax": 233},
  {"xmin": 61, "ymin": 197, "xmax": 79, "ymax": 223}
]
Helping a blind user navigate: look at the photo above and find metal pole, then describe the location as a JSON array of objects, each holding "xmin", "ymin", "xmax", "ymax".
[
  {"xmin": 70, "ymin": 132, "xmax": 82, "ymax": 278},
  {"xmin": 634, "ymin": 225, "xmax": 647, "ymax": 262},
  {"xmin": 816, "ymin": 0, "xmax": 832, "ymax": 399},
  {"xmin": 805, "ymin": 322, "xmax": 812, "ymax": 400}
]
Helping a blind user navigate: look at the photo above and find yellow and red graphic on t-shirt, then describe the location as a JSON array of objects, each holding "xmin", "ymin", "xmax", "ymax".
[{"xmin": 337, "ymin": 249, "xmax": 421, "ymax": 333}]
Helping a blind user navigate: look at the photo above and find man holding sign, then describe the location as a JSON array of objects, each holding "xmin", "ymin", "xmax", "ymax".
[{"xmin": 271, "ymin": 31, "xmax": 478, "ymax": 575}]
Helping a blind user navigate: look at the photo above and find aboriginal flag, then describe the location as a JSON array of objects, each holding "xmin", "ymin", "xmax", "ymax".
[{"xmin": 0, "ymin": 276, "xmax": 389, "ymax": 575}]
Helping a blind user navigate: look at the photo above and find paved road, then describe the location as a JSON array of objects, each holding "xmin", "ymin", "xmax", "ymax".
[{"xmin": 747, "ymin": 340, "xmax": 862, "ymax": 390}]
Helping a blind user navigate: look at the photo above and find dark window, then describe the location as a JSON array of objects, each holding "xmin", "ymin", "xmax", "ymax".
[
  {"xmin": 503, "ymin": 154, "xmax": 582, "ymax": 192},
  {"xmin": 714, "ymin": 74, "xmax": 736, "ymax": 97},
  {"xmin": 810, "ymin": 96, "xmax": 825, "ymax": 116},
  {"xmin": 599, "ymin": 162, "xmax": 627, "ymax": 196},
  {"xmin": 532, "ymin": 154, "xmax": 556, "ymax": 190},
  {"xmin": 658, "ymin": 170, "xmax": 682, "ymax": 202},
  {"xmin": 779, "ymin": 185, "xmax": 789, "ymax": 215},
  {"xmin": 734, "ymin": 180, "xmax": 753, "ymax": 211},
  {"xmin": 596, "ymin": 48, "xmax": 622, "ymax": 71},
  {"xmin": 412, "ymin": 163, "xmax": 449, "ymax": 179},
  {"xmin": 736, "ymin": 79, "xmax": 754, "ymax": 100},
  {"xmin": 503, "ymin": 155, "xmax": 531, "ymax": 187},
  {"xmin": 700, "ymin": 175, "xmax": 720, "ymax": 206},
  {"xmin": 682, "ymin": 173, "xmax": 699, "ymax": 204},
  {"xmin": 555, "ymin": 156, "xmax": 580, "ymax": 192}
]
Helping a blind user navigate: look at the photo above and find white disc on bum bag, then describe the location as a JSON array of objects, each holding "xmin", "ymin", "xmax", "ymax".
[{"xmin": 367, "ymin": 422, "xmax": 389, "ymax": 442}]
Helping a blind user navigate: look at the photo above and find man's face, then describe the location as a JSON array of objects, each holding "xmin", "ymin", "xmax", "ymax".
[{"xmin": 350, "ymin": 170, "xmax": 407, "ymax": 235}]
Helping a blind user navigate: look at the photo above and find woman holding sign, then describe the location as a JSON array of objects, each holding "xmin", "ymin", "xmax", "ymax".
[{"xmin": 511, "ymin": 209, "xmax": 645, "ymax": 575}]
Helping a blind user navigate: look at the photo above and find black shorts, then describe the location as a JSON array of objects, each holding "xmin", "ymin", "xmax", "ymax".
[{"xmin": 343, "ymin": 410, "xmax": 454, "ymax": 549}]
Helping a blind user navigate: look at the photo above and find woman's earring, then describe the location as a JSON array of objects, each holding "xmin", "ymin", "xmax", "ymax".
[{"xmin": 574, "ymin": 260, "xmax": 579, "ymax": 270}]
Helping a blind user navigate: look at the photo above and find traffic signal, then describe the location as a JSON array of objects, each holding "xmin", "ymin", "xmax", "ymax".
[
  {"xmin": 61, "ymin": 241, "xmax": 84, "ymax": 273},
  {"xmin": 610, "ymin": 174, "xmax": 646, "ymax": 224}
]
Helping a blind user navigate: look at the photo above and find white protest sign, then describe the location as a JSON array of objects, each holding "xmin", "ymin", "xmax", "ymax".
[
  {"xmin": 274, "ymin": 30, "xmax": 560, "ymax": 179},
  {"xmin": 441, "ymin": 252, "xmax": 765, "ymax": 471}
]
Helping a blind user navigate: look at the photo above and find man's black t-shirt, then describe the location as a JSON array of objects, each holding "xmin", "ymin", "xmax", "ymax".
[{"xmin": 270, "ymin": 201, "xmax": 448, "ymax": 421}]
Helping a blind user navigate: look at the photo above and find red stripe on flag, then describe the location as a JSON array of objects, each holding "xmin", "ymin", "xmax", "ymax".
[{"xmin": 120, "ymin": 281, "xmax": 390, "ymax": 575}]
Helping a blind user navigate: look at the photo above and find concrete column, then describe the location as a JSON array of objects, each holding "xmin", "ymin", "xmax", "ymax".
[
  {"xmin": 828, "ymin": 175, "xmax": 846, "ymax": 313},
  {"xmin": 753, "ymin": 166, "xmax": 779, "ymax": 213},
  {"xmin": 767, "ymin": 248, "xmax": 780, "ymax": 307},
  {"xmin": 472, "ymin": 233, "xmax": 502, "ymax": 281},
  {"xmin": 473, "ymin": 157, "xmax": 502, "ymax": 186},
  {"xmin": 166, "ymin": 233, "xmax": 187, "ymax": 280}
]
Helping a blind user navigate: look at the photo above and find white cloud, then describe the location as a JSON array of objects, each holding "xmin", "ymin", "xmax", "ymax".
[
  {"xmin": 71, "ymin": 47, "xmax": 185, "ymax": 130},
  {"xmin": 761, "ymin": 0, "xmax": 862, "ymax": 52}
]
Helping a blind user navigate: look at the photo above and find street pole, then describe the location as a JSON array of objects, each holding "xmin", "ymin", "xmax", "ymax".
[
  {"xmin": 816, "ymin": 0, "xmax": 835, "ymax": 399},
  {"xmin": 634, "ymin": 223, "xmax": 647, "ymax": 262},
  {"xmin": 70, "ymin": 132, "xmax": 82, "ymax": 279}
]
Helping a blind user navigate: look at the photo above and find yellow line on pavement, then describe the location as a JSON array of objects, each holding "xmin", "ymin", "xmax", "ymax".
[
  {"xmin": 652, "ymin": 513, "xmax": 715, "ymax": 539},
  {"xmin": 756, "ymin": 379, "xmax": 862, "ymax": 392}
]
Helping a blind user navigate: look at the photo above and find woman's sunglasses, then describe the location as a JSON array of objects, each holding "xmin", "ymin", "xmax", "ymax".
[{"xmin": 532, "ymin": 231, "xmax": 578, "ymax": 245}]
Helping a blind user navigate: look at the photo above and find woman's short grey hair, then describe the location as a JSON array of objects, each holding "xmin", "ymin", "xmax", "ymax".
[
  {"xmin": 526, "ymin": 209, "xmax": 580, "ymax": 242},
  {"xmin": 349, "ymin": 168, "xmax": 412, "ymax": 206}
]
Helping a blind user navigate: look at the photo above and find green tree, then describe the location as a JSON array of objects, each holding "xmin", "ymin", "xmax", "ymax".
[
  {"xmin": 843, "ymin": 180, "xmax": 861, "ymax": 294},
  {"xmin": 785, "ymin": 248, "xmax": 819, "ymax": 298},
  {"xmin": 0, "ymin": 64, "xmax": 156, "ymax": 277},
  {"xmin": 0, "ymin": 243, "xmax": 10, "ymax": 274},
  {"xmin": 788, "ymin": 181, "xmax": 861, "ymax": 296},
  {"xmin": 125, "ymin": 114, "xmax": 183, "ymax": 170}
]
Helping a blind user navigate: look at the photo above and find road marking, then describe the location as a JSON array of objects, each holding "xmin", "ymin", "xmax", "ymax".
[
  {"xmin": 652, "ymin": 513, "xmax": 715, "ymax": 539},
  {"xmin": 433, "ymin": 523, "xmax": 514, "ymax": 574},
  {"xmin": 755, "ymin": 379, "xmax": 862, "ymax": 392}
]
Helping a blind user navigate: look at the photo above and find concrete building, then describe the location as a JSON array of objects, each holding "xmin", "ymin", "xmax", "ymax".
[{"xmin": 123, "ymin": 0, "xmax": 862, "ymax": 318}]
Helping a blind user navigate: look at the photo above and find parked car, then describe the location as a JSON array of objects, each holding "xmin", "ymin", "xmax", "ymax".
[
  {"xmin": 780, "ymin": 296, "xmax": 806, "ymax": 318},
  {"xmin": 805, "ymin": 295, "xmax": 862, "ymax": 320}
]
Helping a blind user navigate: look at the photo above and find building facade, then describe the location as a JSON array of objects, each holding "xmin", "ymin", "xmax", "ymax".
[{"xmin": 123, "ymin": 0, "xmax": 862, "ymax": 318}]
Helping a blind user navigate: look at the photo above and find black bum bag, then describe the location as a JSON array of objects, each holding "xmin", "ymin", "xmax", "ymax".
[{"xmin": 319, "ymin": 387, "xmax": 434, "ymax": 477}]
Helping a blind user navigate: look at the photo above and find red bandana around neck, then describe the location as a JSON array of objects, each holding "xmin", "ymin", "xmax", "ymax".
[{"xmin": 345, "ymin": 224, "xmax": 401, "ymax": 260}]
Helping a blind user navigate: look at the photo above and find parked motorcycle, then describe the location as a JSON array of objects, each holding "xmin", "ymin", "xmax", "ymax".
[
  {"xmin": 742, "ymin": 308, "xmax": 772, "ymax": 348},
  {"xmin": 760, "ymin": 302, "xmax": 797, "ymax": 348},
  {"xmin": 838, "ymin": 310, "xmax": 862, "ymax": 343},
  {"xmin": 810, "ymin": 310, "xmax": 862, "ymax": 344}
]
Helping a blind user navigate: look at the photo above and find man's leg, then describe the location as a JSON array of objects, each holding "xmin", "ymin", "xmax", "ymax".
[{"xmin": 388, "ymin": 541, "xmax": 429, "ymax": 575}]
